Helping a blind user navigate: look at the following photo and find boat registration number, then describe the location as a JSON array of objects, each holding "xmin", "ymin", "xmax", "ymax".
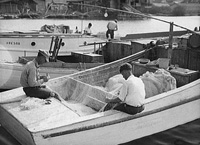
[{"xmin": 6, "ymin": 42, "xmax": 20, "ymax": 45}]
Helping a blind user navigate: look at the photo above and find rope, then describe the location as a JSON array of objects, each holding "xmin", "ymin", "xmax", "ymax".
[{"xmin": 72, "ymin": 3, "xmax": 200, "ymax": 35}]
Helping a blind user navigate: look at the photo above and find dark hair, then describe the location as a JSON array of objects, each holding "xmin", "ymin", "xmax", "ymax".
[
  {"xmin": 119, "ymin": 63, "xmax": 132, "ymax": 73},
  {"xmin": 89, "ymin": 23, "xmax": 92, "ymax": 26}
]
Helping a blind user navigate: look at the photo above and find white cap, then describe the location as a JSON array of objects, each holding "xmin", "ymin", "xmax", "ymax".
[{"xmin": 39, "ymin": 49, "xmax": 49, "ymax": 62}]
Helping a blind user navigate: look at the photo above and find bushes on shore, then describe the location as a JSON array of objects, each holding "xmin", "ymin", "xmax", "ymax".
[
  {"xmin": 147, "ymin": 6, "xmax": 171, "ymax": 15},
  {"xmin": 141, "ymin": 5, "xmax": 186, "ymax": 16},
  {"xmin": 171, "ymin": 5, "xmax": 186, "ymax": 16}
]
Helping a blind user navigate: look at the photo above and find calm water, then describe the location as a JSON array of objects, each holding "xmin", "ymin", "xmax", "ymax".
[
  {"xmin": 0, "ymin": 16, "xmax": 200, "ymax": 145},
  {"xmin": 0, "ymin": 16, "xmax": 200, "ymax": 37}
]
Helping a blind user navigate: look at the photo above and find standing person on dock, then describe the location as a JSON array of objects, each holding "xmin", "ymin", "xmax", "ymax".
[
  {"xmin": 20, "ymin": 50, "xmax": 62, "ymax": 101},
  {"xmin": 104, "ymin": 63, "xmax": 145, "ymax": 115},
  {"xmin": 106, "ymin": 19, "xmax": 118, "ymax": 40},
  {"xmin": 84, "ymin": 23, "xmax": 92, "ymax": 35}
]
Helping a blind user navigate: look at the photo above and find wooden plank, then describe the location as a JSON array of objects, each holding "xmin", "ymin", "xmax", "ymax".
[
  {"xmin": 0, "ymin": 105, "xmax": 35, "ymax": 145},
  {"xmin": 188, "ymin": 49, "xmax": 200, "ymax": 71},
  {"xmin": 121, "ymin": 30, "xmax": 187, "ymax": 40}
]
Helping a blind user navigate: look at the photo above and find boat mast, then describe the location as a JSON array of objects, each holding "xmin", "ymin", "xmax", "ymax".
[{"xmin": 168, "ymin": 22, "xmax": 174, "ymax": 60}]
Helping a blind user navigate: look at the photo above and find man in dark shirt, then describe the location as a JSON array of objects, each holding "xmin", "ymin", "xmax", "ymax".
[{"xmin": 20, "ymin": 50, "xmax": 62, "ymax": 101}]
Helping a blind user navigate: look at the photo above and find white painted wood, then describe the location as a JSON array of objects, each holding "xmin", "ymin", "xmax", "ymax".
[
  {"xmin": 0, "ymin": 37, "xmax": 199, "ymax": 145},
  {"xmin": 0, "ymin": 61, "xmax": 103, "ymax": 89},
  {"xmin": 0, "ymin": 33, "xmax": 103, "ymax": 61},
  {"xmin": 32, "ymin": 99, "xmax": 200, "ymax": 145},
  {"xmin": 1, "ymin": 77, "xmax": 199, "ymax": 145}
]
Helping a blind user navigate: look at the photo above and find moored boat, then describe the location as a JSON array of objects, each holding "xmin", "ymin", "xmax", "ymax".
[
  {"xmin": 0, "ymin": 26, "xmax": 200, "ymax": 145},
  {"xmin": 0, "ymin": 37, "xmax": 105, "ymax": 90},
  {"xmin": 0, "ymin": 30, "xmax": 181, "ymax": 90},
  {"xmin": 0, "ymin": 27, "xmax": 105, "ymax": 62}
]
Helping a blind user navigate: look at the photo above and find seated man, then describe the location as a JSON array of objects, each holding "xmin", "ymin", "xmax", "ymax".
[
  {"xmin": 104, "ymin": 63, "xmax": 145, "ymax": 115},
  {"xmin": 20, "ymin": 49, "xmax": 62, "ymax": 101}
]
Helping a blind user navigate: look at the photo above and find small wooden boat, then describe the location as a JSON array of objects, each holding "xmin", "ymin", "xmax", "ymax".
[{"xmin": 0, "ymin": 27, "xmax": 200, "ymax": 145}]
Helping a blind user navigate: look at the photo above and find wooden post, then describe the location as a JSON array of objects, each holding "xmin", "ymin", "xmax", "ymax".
[
  {"xmin": 168, "ymin": 22, "xmax": 174, "ymax": 61},
  {"xmin": 94, "ymin": 42, "xmax": 96, "ymax": 53}
]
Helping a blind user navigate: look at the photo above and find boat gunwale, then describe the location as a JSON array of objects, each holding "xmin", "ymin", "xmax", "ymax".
[
  {"xmin": 0, "ymin": 32, "xmax": 95, "ymax": 38},
  {"xmin": 0, "ymin": 103, "xmax": 36, "ymax": 145},
  {"xmin": 40, "ymin": 74, "xmax": 200, "ymax": 138},
  {"xmin": 58, "ymin": 49, "xmax": 148, "ymax": 81},
  {"xmin": 0, "ymin": 61, "xmax": 80, "ymax": 72},
  {"xmin": 144, "ymin": 78, "xmax": 200, "ymax": 104},
  {"xmin": 41, "ymin": 79, "xmax": 200, "ymax": 139}
]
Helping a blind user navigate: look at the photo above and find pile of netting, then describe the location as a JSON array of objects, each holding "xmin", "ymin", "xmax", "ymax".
[{"xmin": 104, "ymin": 69, "xmax": 176, "ymax": 99}]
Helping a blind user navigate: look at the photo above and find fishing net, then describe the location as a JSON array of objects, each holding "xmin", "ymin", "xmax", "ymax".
[
  {"xmin": 105, "ymin": 69, "xmax": 176, "ymax": 99},
  {"xmin": 20, "ymin": 97, "xmax": 49, "ymax": 110}
]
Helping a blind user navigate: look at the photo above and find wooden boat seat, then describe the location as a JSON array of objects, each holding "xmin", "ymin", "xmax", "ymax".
[{"xmin": 61, "ymin": 99, "xmax": 97, "ymax": 116}]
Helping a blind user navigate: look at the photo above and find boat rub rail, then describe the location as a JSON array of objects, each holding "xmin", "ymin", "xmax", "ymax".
[{"xmin": 42, "ymin": 94, "xmax": 200, "ymax": 139}]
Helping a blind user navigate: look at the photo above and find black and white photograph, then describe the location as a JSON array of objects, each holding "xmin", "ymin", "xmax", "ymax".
[{"xmin": 0, "ymin": 0, "xmax": 200, "ymax": 145}]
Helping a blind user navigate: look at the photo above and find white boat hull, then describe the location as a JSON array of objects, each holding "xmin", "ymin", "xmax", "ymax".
[
  {"xmin": 0, "ymin": 78, "xmax": 199, "ymax": 145},
  {"xmin": 36, "ymin": 77, "xmax": 200, "ymax": 145},
  {"xmin": 0, "ymin": 33, "xmax": 103, "ymax": 61},
  {"xmin": 0, "ymin": 62, "xmax": 81, "ymax": 89},
  {"xmin": 0, "ymin": 31, "xmax": 199, "ymax": 145},
  {"xmin": 35, "ymin": 99, "xmax": 200, "ymax": 145}
]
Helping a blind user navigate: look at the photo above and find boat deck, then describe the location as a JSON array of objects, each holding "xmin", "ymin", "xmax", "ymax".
[{"xmin": 1, "ymin": 97, "xmax": 103, "ymax": 132}]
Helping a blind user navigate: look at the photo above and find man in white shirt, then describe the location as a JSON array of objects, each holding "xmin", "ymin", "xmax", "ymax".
[
  {"xmin": 84, "ymin": 23, "xmax": 92, "ymax": 35},
  {"xmin": 106, "ymin": 19, "xmax": 118, "ymax": 39},
  {"xmin": 105, "ymin": 63, "xmax": 145, "ymax": 115}
]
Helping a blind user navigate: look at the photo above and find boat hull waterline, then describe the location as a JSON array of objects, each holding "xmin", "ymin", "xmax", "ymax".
[{"xmin": 0, "ymin": 33, "xmax": 103, "ymax": 61}]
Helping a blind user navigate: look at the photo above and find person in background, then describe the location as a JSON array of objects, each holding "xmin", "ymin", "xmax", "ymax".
[
  {"xmin": 106, "ymin": 19, "xmax": 118, "ymax": 39},
  {"xmin": 104, "ymin": 63, "xmax": 145, "ymax": 115},
  {"xmin": 75, "ymin": 26, "xmax": 79, "ymax": 33},
  {"xmin": 84, "ymin": 23, "xmax": 92, "ymax": 35},
  {"xmin": 20, "ymin": 50, "xmax": 62, "ymax": 101}
]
